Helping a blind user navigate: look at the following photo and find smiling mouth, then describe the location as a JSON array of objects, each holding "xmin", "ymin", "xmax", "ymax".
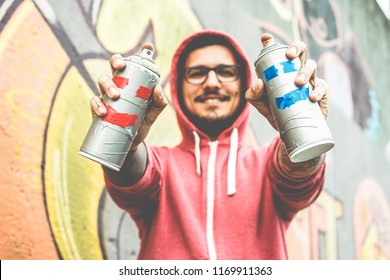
[{"xmin": 195, "ymin": 95, "xmax": 231, "ymax": 103}]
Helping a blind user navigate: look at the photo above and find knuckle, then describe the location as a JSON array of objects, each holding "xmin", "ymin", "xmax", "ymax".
[
  {"xmin": 98, "ymin": 74, "xmax": 109, "ymax": 84},
  {"xmin": 98, "ymin": 75, "xmax": 113, "ymax": 89},
  {"xmin": 291, "ymin": 40, "xmax": 306, "ymax": 53},
  {"xmin": 316, "ymin": 78, "xmax": 328, "ymax": 92},
  {"xmin": 110, "ymin": 53, "xmax": 123, "ymax": 61},
  {"xmin": 110, "ymin": 54, "xmax": 124, "ymax": 68},
  {"xmin": 90, "ymin": 96, "xmax": 99, "ymax": 106},
  {"xmin": 300, "ymin": 41, "xmax": 307, "ymax": 51},
  {"xmin": 305, "ymin": 59, "xmax": 317, "ymax": 70}
]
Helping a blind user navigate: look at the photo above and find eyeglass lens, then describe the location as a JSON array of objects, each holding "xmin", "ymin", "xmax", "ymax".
[{"xmin": 185, "ymin": 65, "xmax": 239, "ymax": 84}]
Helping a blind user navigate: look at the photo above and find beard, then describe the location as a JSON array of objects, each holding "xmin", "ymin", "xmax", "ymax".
[
  {"xmin": 180, "ymin": 88, "xmax": 245, "ymax": 139},
  {"xmin": 188, "ymin": 114, "xmax": 236, "ymax": 140},
  {"xmin": 189, "ymin": 112, "xmax": 236, "ymax": 137},
  {"xmin": 186, "ymin": 102, "xmax": 244, "ymax": 140}
]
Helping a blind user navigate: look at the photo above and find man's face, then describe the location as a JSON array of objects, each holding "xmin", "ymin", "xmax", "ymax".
[{"xmin": 182, "ymin": 45, "xmax": 242, "ymax": 124}]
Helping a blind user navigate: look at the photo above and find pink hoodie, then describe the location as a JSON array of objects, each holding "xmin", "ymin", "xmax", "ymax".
[{"xmin": 105, "ymin": 30, "xmax": 325, "ymax": 260}]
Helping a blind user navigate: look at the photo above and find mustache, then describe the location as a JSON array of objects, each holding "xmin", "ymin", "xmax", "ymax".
[{"xmin": 194, "ymin": 91, "xmax": 231, "ymax": 102}]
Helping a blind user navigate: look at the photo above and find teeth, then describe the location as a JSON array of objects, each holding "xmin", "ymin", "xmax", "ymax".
[{"xmin": 205, "ymin": 98, "xmax": 220, "ymax": 103}]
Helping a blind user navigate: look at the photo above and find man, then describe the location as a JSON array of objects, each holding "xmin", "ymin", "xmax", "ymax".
[{"xmin": 91, "ymin": 30, "xmax": 328, "ymax": 259}]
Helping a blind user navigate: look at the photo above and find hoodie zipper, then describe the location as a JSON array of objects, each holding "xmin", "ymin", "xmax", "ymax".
[{"xmin": 206, "ymin": 140, "xmax": 218, "ymax": 260}]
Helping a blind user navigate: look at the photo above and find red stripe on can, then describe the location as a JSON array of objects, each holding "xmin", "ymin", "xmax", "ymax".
[
  {"xmin": 135, "ymin": 86, "xmax": 152, "ymax": 100},
  {"xmin": 102, "ymin": 103, "xmax": 138, "ymax": 128},
  {"xmin": 112, "ymin": 76, "xmax": 129, "ymax": 89}
]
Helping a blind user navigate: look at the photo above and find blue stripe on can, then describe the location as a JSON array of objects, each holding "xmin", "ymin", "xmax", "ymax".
[
  {"xmin": 275, "ymin": 86, "xmax": 310, "ymax": 109},
  {"xmin": 262, "ymin": 65, "xmax": 279, "ymax": 82},
  {"xmin": 263, "ymin": 60, "xmax": 299, "ymax": 82},
  {"xmin": 280, "ymin": 60, "xmax": 298, "ymax": 73}
]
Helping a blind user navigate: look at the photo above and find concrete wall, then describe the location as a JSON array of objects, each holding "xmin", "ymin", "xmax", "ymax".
[{"xmin": 0, "ymin": 0, "xmax": 389, "ymax": 260}]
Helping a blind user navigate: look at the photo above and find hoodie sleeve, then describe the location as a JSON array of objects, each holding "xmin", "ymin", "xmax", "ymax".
[
  {"xmin": 266, "ymin": 137, "xmax": 326, "ymax": 217},
  {"xmin": 104, "ymin": 143, "xmax": 162, "ymax": 218}
]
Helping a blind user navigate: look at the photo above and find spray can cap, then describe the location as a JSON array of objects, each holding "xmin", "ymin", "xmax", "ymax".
[
  {"xmin": 125, "ymin": 43, "xmax": 160, "ymax": 77},
  {"xmin": 140, "ymin": 42, "xmax": 155, "ymax": 59},
  {"xmin": 254, "ymin": 35, "xmax": 288, "ymax": 66}
]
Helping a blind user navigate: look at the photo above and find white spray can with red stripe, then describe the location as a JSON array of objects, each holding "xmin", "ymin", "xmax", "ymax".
[{"xmin": 79, "ymin": 47, "xmax": 160, "ymax": 171}]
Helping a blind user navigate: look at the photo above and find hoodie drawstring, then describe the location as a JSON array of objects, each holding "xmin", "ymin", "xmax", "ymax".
[
  {"xmin": 193, "ymin": 131, "xmax": 201, "ymax": 175},
  {"xmin": 192, "ymin": 128, "xmax": 238, "ymax": 195},
  {"xmin": 227, "ymin": 127, "xmax": 238, "ymax": 196}
]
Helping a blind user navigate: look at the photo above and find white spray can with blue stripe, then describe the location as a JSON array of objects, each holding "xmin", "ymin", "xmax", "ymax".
[{"xmin": 254, "ymin": 40, "xmax": 334, "ymax": 162}]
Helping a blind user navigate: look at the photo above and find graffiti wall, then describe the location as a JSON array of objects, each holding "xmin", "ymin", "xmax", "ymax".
[{"xmin": 0, "ymin": 0, "xmax": 389, "ymax": 260}]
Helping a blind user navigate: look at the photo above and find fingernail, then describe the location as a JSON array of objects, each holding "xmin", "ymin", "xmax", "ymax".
[
  {"xmin": 98, "ymin": 107, "xmax": 106, "ymax": 115},
  {"xmin": 114, "ymin": 58, "xmax": 123, "ymax": 67},
  {"xmin": 311, "ymin": 91, "xmax": 319, "ymax": 100},
  {"xmin": 288, "ymin": 46, "xmax": 298, "ymax": 56},
  {"xmin": 109, "ymin": 87, "xmax": 119, "ymax": 98},
  {"xmin": 252, "ymin": 83, "xmax": 259, "ymax": 92}
]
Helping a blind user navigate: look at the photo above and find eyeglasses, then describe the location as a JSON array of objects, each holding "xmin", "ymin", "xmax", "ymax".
[{"xmin": 184, "ymin": 64, "xmax": 240, "ymax": 85}]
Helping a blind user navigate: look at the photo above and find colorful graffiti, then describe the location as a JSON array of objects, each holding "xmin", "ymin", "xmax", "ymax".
[{"xmin": 0, "ymin": 0, "xmax": 389, "ymax": 260}]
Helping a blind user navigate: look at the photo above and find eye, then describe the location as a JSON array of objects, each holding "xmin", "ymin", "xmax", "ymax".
[
  {"xmin": 187, "ymin": 68, "xmax": 207, "ymax": 79},
  {"xmin": 217, "ymin": 66, "xmax": 237, "ymax": 77}
]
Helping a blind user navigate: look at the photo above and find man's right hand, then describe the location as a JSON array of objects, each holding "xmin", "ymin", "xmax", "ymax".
[{"xmin": 90, "ymin": 43, "xmax": 168, "ymax": 153}]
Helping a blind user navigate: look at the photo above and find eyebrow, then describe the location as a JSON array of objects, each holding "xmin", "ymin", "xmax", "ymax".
[{"xmin": 185, "ymin": 64, "xmax": 236, "ymax": 69}]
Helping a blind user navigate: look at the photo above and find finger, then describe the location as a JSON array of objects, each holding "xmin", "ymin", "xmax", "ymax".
[
  {"xmin": 286, "ymin": 40, "xmax": 306, "ymax": 61},
  {"xmin": 245, "ymin": 80, "xmax": 278, "ymax": 131},
  {"xmin": 98, "ymin": 74, "xmax": 120, "ymax": 99},
  {"xmin": 261, "ymin": 33, "xmax": 274, "ymax": 47},
  {"xmin": 90, "ymin": 95, "xmax": 106, "ymax": 117},
  {"xmin": 150, "ymin": 84, "xmax": 168, "ymax": 109},
  {"xmin": 310, "ymin": 78, "xmax": 328, "ymax": 102},
  {"xmin": 318, "ymin": 89, "xmax": 329, "ymax": 120},
  {"xmin": 311, "ymin": 78, "xmax": 329, "ymax": 119},
  {"xmin": 318, "ymin": 94, "xmax": 329, "ymax": 120},
  {"xmin": 295, "ymin": 59, "xmax": 317, "ymax": 87},
  {"xmin": 141, "ymin": 42, "xmax": 154, "ymax": 52},
  {"xmin": 142, "ymin": 84, "xmax": 168, "ymax": 130},
  {"xmin": 131, "ymin": 85, "xmax": 167, "ymax": 148},
  {"xmin": 245, "ymin": 79, "xmax": 265, "ymax": 102},
  {"xmin": 109, "ymin": 54, "xmax": 126, "ymax": 75}
]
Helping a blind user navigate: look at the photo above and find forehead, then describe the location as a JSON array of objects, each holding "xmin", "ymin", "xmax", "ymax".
[{"xmin": 184, "ymin": 45, "xmax": 236, "ymax": 67}]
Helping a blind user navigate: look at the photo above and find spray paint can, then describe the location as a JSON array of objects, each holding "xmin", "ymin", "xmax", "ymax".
[
  {"xmin": 79, "ymin": 47, "xmax": 160, "ymax": 171},
  {"xmin": 254, "ymin": 41, "xmax": 334, "ymax": 162}
]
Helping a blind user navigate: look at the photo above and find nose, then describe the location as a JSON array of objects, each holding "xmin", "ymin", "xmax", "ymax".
[{"xmin": 203, "ymin": 70, "xmax": 221, "ymax": 89}]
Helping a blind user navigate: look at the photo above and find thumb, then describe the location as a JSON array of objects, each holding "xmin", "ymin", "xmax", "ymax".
[
  {"xmin": 245, "ymin": 79, "xmax": 278, "ymax": 131},
  {"xmin": 144, "ymin": 84, "xmax": 168, "ymax": 126},
  {"xmin": 245, "ymin": 79, "xmax": 265, "ymax": 103},
  {"xmin": 129, "ymin": 84, "xmax": 168, "ymax": 150}
]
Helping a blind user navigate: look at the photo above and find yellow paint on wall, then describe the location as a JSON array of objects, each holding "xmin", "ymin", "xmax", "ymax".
[
  {"xmin": 94, "ymin": 0, "xmax": 204, "ymax": 153},
  {"xmin": 315, "ymin": 192, "xmax": 343, "ymax": 259},
  {"xmin": 96, "ymin": 0, "xmax": 202, "ymax": 81},
  {"xmin": 44, "ymin": 66, "xmax": 105, "ymax": 260},
  {"xmin": 83, "ymin": 59, "xmax": 113, "ymax": 86},
  {"xmin": 362, "ymin": 226, "xmax": 386, "ymax": 260},
  {"xmin": 286, "ymin": 191, "xmax": 344, "ymax": 259}
]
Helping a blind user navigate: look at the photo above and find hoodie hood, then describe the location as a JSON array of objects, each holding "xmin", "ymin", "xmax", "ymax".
[{"xmin": 170, "ymin": 29, "xmax": 253, "ymax": 146}]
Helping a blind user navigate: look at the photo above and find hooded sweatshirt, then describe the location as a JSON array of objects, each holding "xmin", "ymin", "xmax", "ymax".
[{"xmin": 105, "ymin": 30, "xmax": 325, "ymax": 260}]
